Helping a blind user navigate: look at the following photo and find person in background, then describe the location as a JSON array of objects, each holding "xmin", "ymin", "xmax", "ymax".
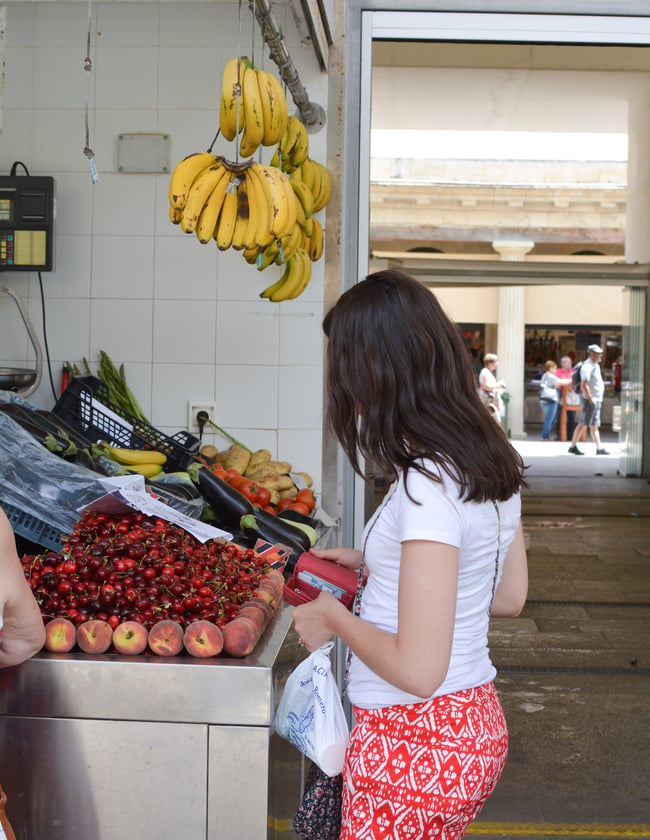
[
  {"xmin": 0, "ymin": 507, "xmax": 46, "ymax": 840},
  {"xmin": 478, "ymin": 353, "xmax": 507, "ymax": 424},
  {"xmin": 538, "ymin": 360, "xmax": 572, "ymax": 441},
  {"xmin": 554, "ymin": 355, "xmax": 579, "ymax": 441},
  {"xmin": 569, "ymin": 344, "xmax": 610, "ymax": 455},
  {"xmin": 293, "ymin": 270, "xmax": 528, "ymax": 840}
]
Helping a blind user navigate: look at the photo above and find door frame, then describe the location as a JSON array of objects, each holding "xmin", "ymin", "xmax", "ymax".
[{"xmin": 335, "ymin": 8, "xmax": 650, "ymax": 546}]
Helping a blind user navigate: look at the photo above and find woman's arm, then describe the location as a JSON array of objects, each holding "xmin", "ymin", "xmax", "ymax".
[
  {"xmin": 490, "ymin": 521, "xmax": 528, "ymax": 617},
  {"xmin": 0, "ymin": 511, "xmax": 46, "ymax": 668},
  {"xmin": 292, "ymin": 540, "xmax": 458, "ymax": 699}
]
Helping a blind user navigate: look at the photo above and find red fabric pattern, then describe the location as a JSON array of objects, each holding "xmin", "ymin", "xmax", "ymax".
[{"xmin": 341, "ymin": 682, "xmax": 508, "ymax": 840}]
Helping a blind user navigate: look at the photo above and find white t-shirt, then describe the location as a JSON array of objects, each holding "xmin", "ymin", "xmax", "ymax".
[{"xmin": 347, "ymin": 461, "xmax": 521, "ymax": 709}]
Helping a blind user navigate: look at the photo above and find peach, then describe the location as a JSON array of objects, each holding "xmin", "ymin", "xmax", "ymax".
[
  {"xmin": 222, "ymin": 615, "xmax": 260, "ymax": 657},
  {"xmin": 44, "ymin": 617, "xmax": 77, "ymax": 653},
  {"xmin": 147, "ymin": 619, "xmax": 184, "ymax": 657},
  {"xmin": 76, "ymin": 619, "xmax": 113, "ymax": 654},
  {"xmin": 112, "ymin": 620, "xmax": 148, "ymax": 656},
  {"xmin": 264, "ymin": 568, "xmax": 285, "ymax": 596},
  {"xmin": 183, "ymin": 620, "xmax": 224, "ymax": 658},
  {"xmin": 237, "ymin": 605, "xmax": 267, "ymax": 636},
  {"xmin": 251, "ymin": 586, "xmax": 278, "ymax": 611}
]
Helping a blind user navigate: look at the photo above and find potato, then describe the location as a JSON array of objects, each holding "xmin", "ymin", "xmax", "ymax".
[
  {"xmin": 248, "ymin": 449, "xmax": 272, "ymax": 469},
  {"xmin": 278, "ymin": 486, "xmax": 298, "ymax": 500},
  {"xmin": 200, "ymin": 444, "xmax": 219, "ymax": 459},
  {"xmin": 293, "ymin": 471, "xmax": 314, "ymax": 488},
  {"xmin": 221, "ymin": 444, "xmax": 251, "ymax": 475},
  {"xmin": 269, "ymin": 489, "xmax": 281, "ymax": 506},
  {"xmin": 277, "ymin": 474, "xmax": 295, "ymax": 491}
]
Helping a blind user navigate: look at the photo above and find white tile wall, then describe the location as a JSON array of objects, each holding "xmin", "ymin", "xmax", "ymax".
[{"xmin": 0, "ymin": 1, "xmax": 328, "ymax": 493}]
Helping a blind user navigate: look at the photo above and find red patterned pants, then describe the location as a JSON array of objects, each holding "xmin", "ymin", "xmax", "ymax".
[{"xmin": 341, "ymin": 682, "xmax": 508, "ymax": 840}]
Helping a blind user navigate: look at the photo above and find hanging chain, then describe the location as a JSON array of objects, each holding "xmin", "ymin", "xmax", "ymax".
[{"xmin": 82, "ymin": 0, "xmax": 99, "ymax": 183}]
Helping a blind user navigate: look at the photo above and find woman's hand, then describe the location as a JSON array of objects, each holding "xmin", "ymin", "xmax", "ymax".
[
  {"xmin": 292, "ymin": 591, "xmax": 345, "ymax": 651},
  {"xmin": 309, "ymin": 547, "xmax": 363, "ymax": 570}
]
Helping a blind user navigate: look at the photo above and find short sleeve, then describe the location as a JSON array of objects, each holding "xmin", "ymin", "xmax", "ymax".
[{"xmin": 393, "ymin": 467, "xmax": 463, "ymax": 548}]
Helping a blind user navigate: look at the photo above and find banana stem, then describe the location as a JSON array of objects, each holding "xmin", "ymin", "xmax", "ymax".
[{"xmin": 202, "ymin": 417, "xmax": 253, "ymax": 453}]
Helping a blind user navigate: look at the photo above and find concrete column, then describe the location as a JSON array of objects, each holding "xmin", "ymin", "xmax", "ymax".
[{"xmin": 492, "ymin": 241, "xmax": 534, "ymax": 439}]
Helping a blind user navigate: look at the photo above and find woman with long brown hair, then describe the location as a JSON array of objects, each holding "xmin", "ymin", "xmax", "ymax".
[{"xmin": 293, "ymin": 270, "xmax": 528, "ymax": 839}]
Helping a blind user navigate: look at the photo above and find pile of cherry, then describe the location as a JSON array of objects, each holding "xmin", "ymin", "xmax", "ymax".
[{"xmin": 21, "ymin": 509, "xmax": 284, "ymax": 658}]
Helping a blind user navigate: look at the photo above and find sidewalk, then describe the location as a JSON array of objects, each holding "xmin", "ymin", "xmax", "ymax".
[{"xmin": 474, "ymin": 434, "xmax": 650, "ymax": 838}]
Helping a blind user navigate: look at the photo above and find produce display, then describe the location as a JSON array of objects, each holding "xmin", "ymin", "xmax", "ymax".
[
  {"xmin": 4, "ymin": 381, "xmax": 326, "ymax": 660},
  {"xmin": 167, "ymin": 56, "xmax": 332, "ymax": 302},
  {"xmin": 66, "ymin": 350, "xmax": 149, "ymax": 423},
  {"xmin": 23, "ymin": 509, "xmax": 285, "ymax": 659}
]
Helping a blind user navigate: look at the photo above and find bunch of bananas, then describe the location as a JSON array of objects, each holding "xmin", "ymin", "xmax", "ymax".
[
  {"xmin": 100, "ymin": 445, "xmax": 167, "ymax": 478},
  {"xmin": 168, "ymin": 154, "xmax": 299, "ymax": 250},
  {"xmin": 220, "ymin": 56, "xmax": 288, "ymax": 158}
]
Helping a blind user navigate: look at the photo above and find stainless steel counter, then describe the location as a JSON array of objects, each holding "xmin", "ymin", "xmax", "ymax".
[{"xmin": 0, "ymin": 606, "xmax": 305, "ymax": 840}]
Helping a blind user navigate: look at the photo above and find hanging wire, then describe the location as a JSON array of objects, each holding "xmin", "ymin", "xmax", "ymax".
[{"xmin": 82, "ymin": 0, "xmax": 99, "ymax": 183}]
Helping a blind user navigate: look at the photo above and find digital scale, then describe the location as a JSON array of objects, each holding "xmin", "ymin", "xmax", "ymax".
[{"xmin": 0, "ymin": 176, "xmax": 55, "ymax": 271}]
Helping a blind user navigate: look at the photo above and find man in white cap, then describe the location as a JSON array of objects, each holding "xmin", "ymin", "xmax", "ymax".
[{"xmin": 568, "ymin": 344, "xmax": 609, "ymax": 455}]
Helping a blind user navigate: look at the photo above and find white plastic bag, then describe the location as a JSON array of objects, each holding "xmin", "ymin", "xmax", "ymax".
[{"xmin": 274, "ymin": 641, "xmax": 349, "ymax": 777}]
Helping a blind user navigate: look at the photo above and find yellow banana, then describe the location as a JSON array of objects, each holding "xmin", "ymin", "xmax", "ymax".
[
  {"xmin": 168, "ymin": 152, "xmax": 219, "ymax": 211},
  {"xmin": 308, "ymin": 217, "xmax": 323, "ymax": 261},
  {"xmin": 230, "ymin": 179, "xmax": 251, "ymax": 251},
  {"xmin": 108, "ymin": 446, "xmax": 167, "ymax": 466},
  {"xmin": 290, "ymin": 177, "xmax": 314, "ymax": 218},
  {"xmin": 129, "ymin": 462, "xmax": 166, "ymax": 478},
  {"xmin": 214, "ymin": 176, "xmax": 240, "ymax": 250},
  {"xmin": 293, "ymin": 194, "xmax": 306, "ymax": 228},
  {"xmin": 284, "ymin": 248, "xmax": 312, "ymax": 300},
  {"xmin": 269, "ymin": 72, "xmax": 289, "ymax": 142},
  {"xmin": 257, "ymin": 69, "xmax": 288, "ymax": 146},
  {"xmin": 244, "ymin": 165, "xmax": 274, "ymax": 249},
  {"xmin": 269, "ymin": 250, "xmax": 304, "ymax": 302},
  {"xmin": 280, "ymin": 116, "xmax": 303, "ymax": 160},
  {"xmin": 259, "ymin": 268, "xmax": 291, "ymax": 300},
  {"xmin": 312, "ymin": 163, "xmax": 332, "ymax": 212},
  {"xmin": 290, "ymin": 120, "xmax": 310, "ymax": 167},
  {"xmin": 277, "ymin": 222, "xmax": 303, "ymax": 264},
  {"xmin": 181, "ymin": 163, "xmax": 229, "ymax": 235},
  {"xmin": 243, "ymin": 245, "xmax": 260, "ymax": 265},
  {"xmin": 240, "ymin": 64, "xmax": 264, "ymax": 156},
  {"xmin": 258, "ymin": 164, "xmax": 296, "ymax": 238},
  {"xmin": 195, "ymin": 169, "xmax": 233, "ymax": 243},
  {"xmin": 270, "ymin": 148, "xmax": 282, "ymax": 168},
  {"xmin": 256, "ymin": 239, "xmax": 282, "ymax": 271},
  {"xmin": 307, "ymin": 160, "xmax": 322, "ymax": 206},
  {"xmin": 220, "ymin": 57, "xmax": 248, "ymax": 141},
  {"xmin": 169, "ymin": 204, "xmax": 182, "ymax": 225},
  {"xmin": 300, "ymin": 215, "xmax": 314, "ymax": 237},
  {"xmin": 300, "ymin": 157, "xmax": 317, "ymax": 194}
]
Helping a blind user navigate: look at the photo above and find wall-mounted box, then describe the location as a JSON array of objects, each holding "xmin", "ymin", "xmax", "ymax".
[{"xmin": 0, "ymin": 176, "xmax": 55, "ymax": 272}]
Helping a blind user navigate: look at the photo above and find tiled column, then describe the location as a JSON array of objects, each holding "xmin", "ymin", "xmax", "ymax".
[{"xmin": 492, "ymin": 241, "xmax": 534, "ymax": 439}]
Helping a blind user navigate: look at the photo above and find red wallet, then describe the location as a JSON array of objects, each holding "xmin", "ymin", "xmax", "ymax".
[{"xmin": 283, "ymin": 552, "xmax": 359, "ymax": 610}]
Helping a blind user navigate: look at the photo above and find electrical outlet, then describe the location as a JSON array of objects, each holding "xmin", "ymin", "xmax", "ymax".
[{"xmin": 187, "ymin": 401, "xmax": 218, "ymax": 434}]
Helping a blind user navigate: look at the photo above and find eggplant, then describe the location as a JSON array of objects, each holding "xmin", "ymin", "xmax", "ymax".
[
  {"xmin": 252, "ymin": 506, "xmax": 312, "ymax": 553},
  {"xmin": 188, "ymin": 464, "xmax": 255, "ymax": 530}
]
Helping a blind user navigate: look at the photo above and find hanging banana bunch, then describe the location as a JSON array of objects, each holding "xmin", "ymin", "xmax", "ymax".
[
  {"xmin": 220, "ymin": 56, "xmax": 288, "ymax": 157},
  {"xmin": 166, "ymin": 56, "xmax": 329, "ymax": 302}
]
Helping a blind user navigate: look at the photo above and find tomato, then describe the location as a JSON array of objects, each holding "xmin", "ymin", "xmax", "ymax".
[
  {"xmin": 256, "ymin": 486, "xmax": 271, "ymax": 508},
  {"xmin": 237, "ymin": 479, "xmax": 259, "ymax": 503},
  {"xmin": 226, "ymin": 469, "xmax": 243, "ymax": 484},
  {"xmin": 295, "ymin": 488, "xmax": 316, "ymax": 512},
  {"xmin": 277, "ymin": 498, "xmax": 295, "ymax": 512},
  {"xmin": 210, "ymin": 464, "xmax": 227, "ymax": 479},
  {"xmin": 288, "ymin": 502, "xmax": 311, "ymax": 516}
]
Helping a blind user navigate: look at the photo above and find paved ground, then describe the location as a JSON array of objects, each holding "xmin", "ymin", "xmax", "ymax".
[{"xmin": 473, "ymin": 432, "xmax": 650, "ymax": 838}]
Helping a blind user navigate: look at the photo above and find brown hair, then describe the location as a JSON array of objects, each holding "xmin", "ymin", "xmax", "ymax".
[
  {"xmin": 322, "ymin": 270, "xmax": 527, "ymax": 502},
  {"xmin": 544, "ymin": 360, "xmax": 557, "ymax": 371}
]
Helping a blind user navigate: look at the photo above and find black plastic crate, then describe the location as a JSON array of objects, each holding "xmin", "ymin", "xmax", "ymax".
[
  {"xmin": 2, "ymin": 500, "xmax": 63, "ymax": 552},
  {"xmin": 53, "ymin": 376, "xmax": 201, "ymax": 472}
]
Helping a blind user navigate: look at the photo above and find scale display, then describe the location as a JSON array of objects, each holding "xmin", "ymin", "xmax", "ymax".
[{"xmin": 0, "ymin": 176, "xmax": 55, "ymax": 271}]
